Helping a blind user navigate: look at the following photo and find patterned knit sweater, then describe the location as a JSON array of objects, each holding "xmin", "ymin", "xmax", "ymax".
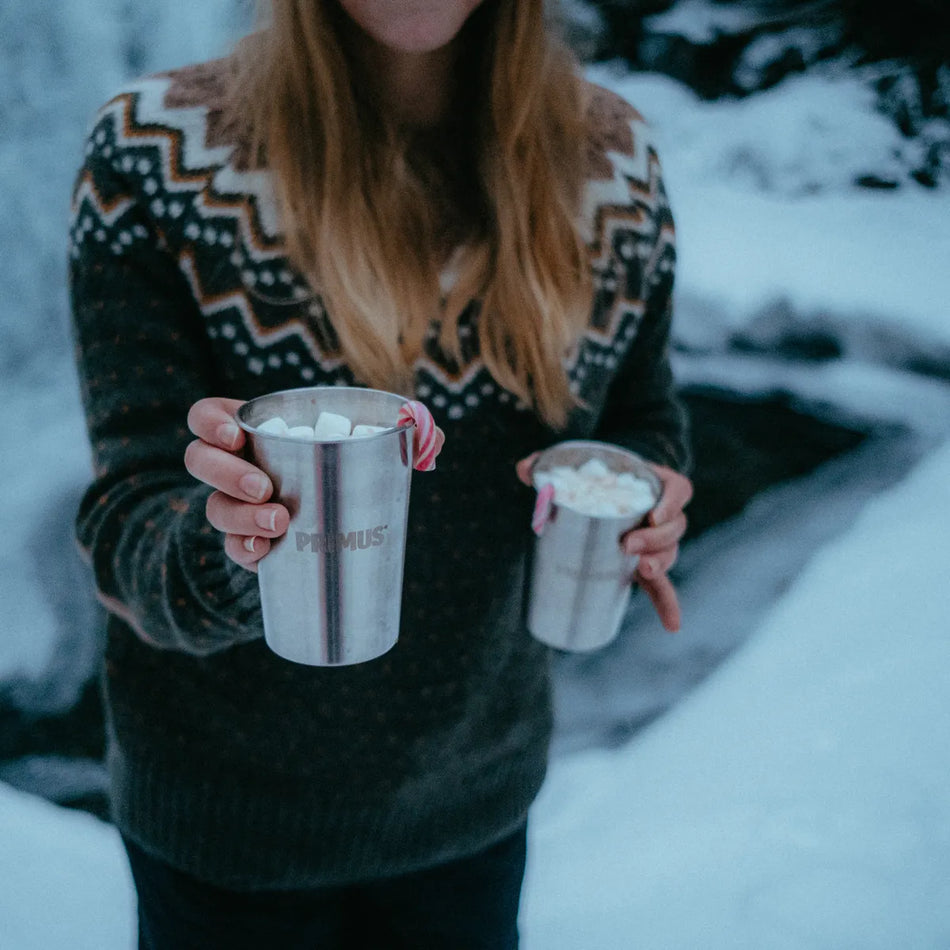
[{"xmin": 69, "ymin": 59, "xmax": 689, "ymax": 889}]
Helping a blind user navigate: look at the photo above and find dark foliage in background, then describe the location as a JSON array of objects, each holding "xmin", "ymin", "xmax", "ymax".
[{"xmin": 572, "ymin": 0, "xmax": 950, "ymax": 186}]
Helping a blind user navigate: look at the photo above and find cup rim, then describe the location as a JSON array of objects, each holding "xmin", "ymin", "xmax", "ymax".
[
  {"xmin": 530, "ymin": 439, "xmax": 662, "ymax": 521},
  {"xmin": 234, "ymin": 385, "xmax": 415, "ymax": 443}
]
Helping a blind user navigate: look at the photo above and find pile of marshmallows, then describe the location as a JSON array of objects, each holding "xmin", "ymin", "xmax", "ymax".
[
  {"xmin": 255, "ymin": 411, "xmax": 387, "ymax": 441},
  {"xmin": 251, "ymin": 401, "xmax": 444, "ymax": 472},
  {"xmin": 534, "ymin": 458, "xmax": 656, "ymax": 519}
]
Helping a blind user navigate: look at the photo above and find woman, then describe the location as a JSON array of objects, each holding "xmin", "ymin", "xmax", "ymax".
[{"xmin": 69, "ymin": 0, "xmax": 692, "ymax": 947}]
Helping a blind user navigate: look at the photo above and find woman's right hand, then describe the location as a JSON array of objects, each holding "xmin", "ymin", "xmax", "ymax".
[{"xmin": 185, "ymin": 397, "xmax": 290, "ymax": 572}]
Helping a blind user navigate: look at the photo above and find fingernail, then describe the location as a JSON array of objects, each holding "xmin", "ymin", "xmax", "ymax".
[
  {"xmin": 255, "ymin": 508, "xmax": 277, "ymax": 532},
  {"xmin": 240, "ymin": 473, "xmax": 269, "ymax": 500},
  {"xmin": 639, "ymin": 558, "xmax": 654, "ymax": 577},
  {"xmin": 625, "ymin": 538, "xmax": 644, "ymax": 555},
  {"xmin": 243, "ymin": 537, "xmax": 257, "ymax": 554},
  {"xmin": 217, "ymin": 422, "xmax": 240, "ymax": 448}
]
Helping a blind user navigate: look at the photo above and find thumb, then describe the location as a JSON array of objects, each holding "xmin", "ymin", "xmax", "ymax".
[{"xmin": 516, "ymin": 452, "xmax": 540, "ymax": 487}]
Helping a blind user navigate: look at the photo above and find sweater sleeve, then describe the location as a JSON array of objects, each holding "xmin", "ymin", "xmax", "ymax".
[
  {"xmin": 592, "ymin": 159, "xmax": 691, "ymax": 475},
  {"xmin": 68, "ymin": 107, "xmax": 263, "ymax": 656}
]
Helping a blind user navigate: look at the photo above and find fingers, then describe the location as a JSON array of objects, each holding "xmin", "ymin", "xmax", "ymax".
[
  {"xmin": 515, "ymin": 452, "xmax": 540, "ymax": 487},
  {"xmin": 648, "ymin": 465, "xmax": 694, "ymax": 527},
  {"xmin": 205, "ymin": 491, "xmax": 289, "ymax": 538},
  {"xmin": 185, "ymin": 396, "xmax": 284, "ymax": 572},
  {"xmin": 636, "ymin": 547, "xmax": 678, "ymax": 578},
  {"xmin": 187, "ymin": 396, "xmax": 248, "ymax": 452},
  {"xmin": 636, "ymin": 569, "xmax": 681, "ymax": 633},
  {"xmin": 223, "ymin": 533, "xmax": 272, "ymax": 573},
  {"xmin": 631, "ymin": 466, "xmax": 686, "ymax": 631},
  {"xmin": 621, "ymin": 512, "xmax": 687, "ymax": 556},
  {"xmin": 206, "ymin": 488, "xmax": 287, "ymax": 575},
  {"xmin": 184, "ymin": 439, "xmax": 275, "ymax": 504},
  {"xmin": 185, "ymin": 396, "xmax": 276, "ymax": 506}
]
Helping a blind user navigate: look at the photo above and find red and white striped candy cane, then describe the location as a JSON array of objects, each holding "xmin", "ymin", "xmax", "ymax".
[
  {"xmin": 531, "ymin": 482, "xmax": 556, "ymax": 536},
  {"xmin": 397, "ymin": 400, "xmax": 445, "ymax": 472}
]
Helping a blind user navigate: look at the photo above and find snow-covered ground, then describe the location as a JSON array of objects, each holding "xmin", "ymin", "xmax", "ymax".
[
  {"xmin": 3, "ymin": 435, "xmax": 948, "ymax": 949},
  {"xmin": 0, "ymin": 783, "xmax": 134, "ymax": 950},
  {"xmin": 2, "ymin": 6, "xmax": 950, "ymax": 947}
]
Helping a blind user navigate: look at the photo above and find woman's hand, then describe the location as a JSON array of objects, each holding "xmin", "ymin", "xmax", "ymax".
[
  {"xmin": 515, "ymin": 454, "xmax": 692, "ymax": 633},
  {"xmin": 184, "ymin": 397, "xmax": 290, "ymax": 572},
  {"xmin": 620, "ymin": 464, "xmax": 692, "ymax": 633}
]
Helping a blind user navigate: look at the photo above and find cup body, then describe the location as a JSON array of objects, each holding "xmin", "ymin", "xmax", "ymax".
[
  {"xmin": 236, "ymin": 387, "xmax": 412, "ymax": 666},
  {"xmin": 527, "ymin": 441, "xmax": 661, "ymax": 652}
]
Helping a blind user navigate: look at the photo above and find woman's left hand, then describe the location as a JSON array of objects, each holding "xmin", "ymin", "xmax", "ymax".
[
  {"xmin": 515, "ymin": 455, "xmax": 693, "ymax": 634},
  {"xmin": 620, "ymin": 464, "xmax": 692, "ymax": 633}
]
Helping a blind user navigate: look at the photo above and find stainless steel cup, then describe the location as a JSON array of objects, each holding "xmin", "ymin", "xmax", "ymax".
[
  {"xmin": 526, "ymin": 441, "xmax": 661, "ymax": 652},
  {"xmin": 236, "ymin": 386, "xmax": 413, "ymax": 666}
]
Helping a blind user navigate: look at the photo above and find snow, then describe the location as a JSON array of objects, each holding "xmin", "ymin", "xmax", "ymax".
[
  {"xmin": 0, "ymin": 366, "xmax": 94, "ymax": 683},
  {"xmin": 737, "ymin": 28, "xmax": 834, "ymax": 80},
  {"xmin": 643, "ymin": 0, "xmax": 764, "ymax": 44},
  {"xmin": 3, "ymin": 436, "xmax": 948, "ymax": 948},
  {"xmin": 0, "ymin": 782, "xmax": 134, "ymax": 950},
  {"xmin": 673, "ymin": 183, "xmax": 950, "ymax": 344},
  {"xmin": 0, "ymin": 0, "xmax": 247, "ymax": 371},
  {"xmin": 588, "ymin": 66, "xmax": 950, "ymax": 349}
]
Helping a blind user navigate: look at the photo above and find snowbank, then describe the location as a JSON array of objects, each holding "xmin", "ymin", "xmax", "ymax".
[{"xmin": 0, "ymin": 782, "xmax": 134, "ymax": 950}]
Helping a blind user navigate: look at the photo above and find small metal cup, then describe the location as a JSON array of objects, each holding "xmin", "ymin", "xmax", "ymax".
[
  {"xmin": 236, "ymin": 386, "xmax": 413, "ymax": 666},
  {"xmin": 526, "ymin": 441, "xmax": 661, "ymax": 652}
]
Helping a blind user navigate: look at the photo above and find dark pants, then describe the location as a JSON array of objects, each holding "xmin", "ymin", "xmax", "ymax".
[{"xmin": 122, "ymin": 825, "xmax": 527, "ymax": 950}]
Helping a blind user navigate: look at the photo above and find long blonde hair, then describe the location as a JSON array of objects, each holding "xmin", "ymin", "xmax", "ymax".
[{"xmin": 230, "ymin": 0, "xmax": 592, "ymax": 427}]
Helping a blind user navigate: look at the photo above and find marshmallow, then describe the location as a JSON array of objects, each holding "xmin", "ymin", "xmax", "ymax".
[
  {"xmin": 536, "ymin": 461, "xmax": 656, "ymax": 519},
  {"xmin": 313, "ymin": 411, "xmax": 352, "ymax": 440},
  {"xmin": 576, "ymin": 458, "xmax": 612, "ymax": 481},
  {"xmin": 256, "ymin": 415, "xmax": 289, "ymax": 436},
  {"xmin": 351, "ymin": 424, "xmax": 387, "ymax": 438},
  {"xmin": 253, "ymin": 411, "xmax": 397, "ymax": 443}
]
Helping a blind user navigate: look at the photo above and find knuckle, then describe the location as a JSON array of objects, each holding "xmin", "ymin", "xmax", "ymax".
[
  {"xmin": 224, "ymin": 534, "xmax": 251, "ymax": 563},
  {"xmin": 225, "ymin": 532, "xmax": 271, "ymax": 564}
]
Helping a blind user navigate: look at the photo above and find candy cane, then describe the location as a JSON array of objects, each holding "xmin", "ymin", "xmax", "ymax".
[
  {"xmin": 397, "ymin": 400, "xmax": 445, "ymax": 472},
  {"xmin": 532, "ymin": 483, "xmax": 556, "ymax": 536}
]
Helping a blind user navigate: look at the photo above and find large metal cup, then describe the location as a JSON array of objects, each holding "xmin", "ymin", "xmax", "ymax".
[
  {"xmin": 236, "ymin": 387, "xmax": 413, "ymax": 666},
  {"xmin": 526, "ymin": 441, "xmax": 661, "ymax": 652}
]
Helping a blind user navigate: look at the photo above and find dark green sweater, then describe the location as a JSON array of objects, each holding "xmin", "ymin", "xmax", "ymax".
[{"xmin": 69, "ymin": 60, "xmax": 689, "ymax": 889}]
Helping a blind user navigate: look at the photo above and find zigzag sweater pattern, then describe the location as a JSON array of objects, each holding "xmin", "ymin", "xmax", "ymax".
[{"xmin": 69, "ymin": 60, "xmax": 689, "ymax": 889}]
